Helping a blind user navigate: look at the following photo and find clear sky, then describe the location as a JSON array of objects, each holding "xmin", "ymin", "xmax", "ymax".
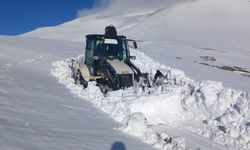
[{"xmin": 0, "ymin": 0, "xmax": 95, "ymax": 35}]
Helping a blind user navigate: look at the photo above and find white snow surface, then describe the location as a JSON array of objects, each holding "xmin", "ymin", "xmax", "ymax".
[
  {"xmin": 0, "ymin": 36, "xmax": 155, "ymax": 150},
  {"xmin": 1, "ymin": 0, "xmax": 250, "ymax": 149},
  {"xmin": 51, "ymin": 48, "xmax": 249, "ymax": 149},
  {"xmin": 24, "ymin": 0, "xmax": 250, "ymax": 91}
]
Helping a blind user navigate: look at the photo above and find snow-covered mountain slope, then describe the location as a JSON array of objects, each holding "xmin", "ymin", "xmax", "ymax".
[
  {"xmin": 23, "ymin": 0, "xmax": 182, "ymax": 41},
  {"xmin": 23, "ymin": 0, "xmax": 250, "ymax": 91},
  {"xmin": 124, "ymin": 0, "xmax": 250, "ymax": 91},
  {"xmin": 1, "ymin": 0, "xmax": 250, "ymax": 150},
  {"xmin": 0, "ymin": 36, "xmax": 155, "ymax": 150}
]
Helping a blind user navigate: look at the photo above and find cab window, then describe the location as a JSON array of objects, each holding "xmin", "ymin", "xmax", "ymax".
[{"xmin": 85, "ymin": 38, "xmax": 95, "ymax": 65}]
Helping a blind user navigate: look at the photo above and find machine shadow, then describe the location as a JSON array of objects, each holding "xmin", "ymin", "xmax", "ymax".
[{"xmin": 110, "ymin": 141, "xmax": 126, "ymax": 150}]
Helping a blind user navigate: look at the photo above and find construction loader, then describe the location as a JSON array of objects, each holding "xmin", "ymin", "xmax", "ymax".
[{"xmin": 71, "ymin": 25, "xmax": 165, "ymax": 92}]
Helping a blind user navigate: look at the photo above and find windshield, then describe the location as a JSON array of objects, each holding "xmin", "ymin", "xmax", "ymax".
[{"xmin": 94, "ymin": 38, "xmax": 129, "ymax": 61}]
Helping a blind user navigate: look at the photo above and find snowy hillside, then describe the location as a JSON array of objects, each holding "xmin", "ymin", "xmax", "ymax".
[
  {"xmin": 1, "ymin": 0, "xmax": 250, "ymax": 150},
  {"xmin": 0, "ymin": 36, "xmax": 155, "ymax": 150},
  {"xmin": 24, "ymin": 0, "xmax": 250, "ymax": 91}
]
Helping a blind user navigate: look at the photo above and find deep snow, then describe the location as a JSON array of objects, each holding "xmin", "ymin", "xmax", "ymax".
[
  {"xmin": 51, "ymin": 48, "xmax": 249, "ymax": 149},
  {"xmin": 1, "ymin": 0, "xmax": 250, "ymax": 149},
  {"xmin": 0, "ymin": 36, "xmax": 155, "ymax": 150},
  {"xmin": 24, "ymin": 0, "xmax": 250, "ymax": 91}
]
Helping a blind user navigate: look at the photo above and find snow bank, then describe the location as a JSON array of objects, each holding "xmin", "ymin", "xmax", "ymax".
[
  {"xmin": 51, "ymin": 49, "xmax": 250, "ymax": 149},
  {"xmin": 51, "ymin": 58, "xmax": 186, "ymax": 149}
]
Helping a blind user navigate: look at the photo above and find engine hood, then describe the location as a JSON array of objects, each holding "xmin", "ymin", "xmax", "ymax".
[{"xmin": 108, "ymin": 59, "xmax": 133, "ymax": 75}]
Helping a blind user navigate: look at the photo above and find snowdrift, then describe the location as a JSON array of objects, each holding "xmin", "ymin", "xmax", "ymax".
[{"xmin": 51, "ymin": 49, "xmax": 250, "ymax": 150}]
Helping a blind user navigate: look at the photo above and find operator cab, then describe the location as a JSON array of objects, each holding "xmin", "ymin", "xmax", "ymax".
[{"xmin": 84, "ymin": 26, "xmax": 134, "ymax": 76}]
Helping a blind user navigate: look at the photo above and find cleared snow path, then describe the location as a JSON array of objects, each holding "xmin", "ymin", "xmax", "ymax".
[{"xmin": 0, "ymin": 36, "xmax": 155, "ymax": 150}]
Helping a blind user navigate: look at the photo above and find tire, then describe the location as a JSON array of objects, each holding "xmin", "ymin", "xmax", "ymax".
[
  {"xmin": 75, "ymin": 70, "xmax": 88, "ymax": 88},
  {"xmin": 75, "ymin": 71, "xmax": 81, "ymax": 85}
]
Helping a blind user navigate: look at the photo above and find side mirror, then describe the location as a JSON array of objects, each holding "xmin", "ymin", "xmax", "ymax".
[
  {"xmin": 133, "ymin": 41, "xmax": 137, "ymax": 49},
  {"xmin": 130, "ymin": 56, "xmax": 136, "ymax": 60}
]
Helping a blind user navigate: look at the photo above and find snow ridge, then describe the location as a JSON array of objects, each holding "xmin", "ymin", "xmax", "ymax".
[{"xmin": 51, "ymin": 49, "xmax": 250, "ymax": 150}]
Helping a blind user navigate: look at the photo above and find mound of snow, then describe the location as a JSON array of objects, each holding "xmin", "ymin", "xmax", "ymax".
[
  {"xmin": 51, "ymin": 57, "xmax": 188, "ymax": 149},
  {"xmin": 51, "ymin": 48, "xmax": 250, "ymax": 149}
]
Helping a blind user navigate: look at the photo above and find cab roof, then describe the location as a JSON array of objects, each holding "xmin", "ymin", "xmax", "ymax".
[{"xmin": 86, "ymin": 34, "xmax": 127, "ymax": 39}]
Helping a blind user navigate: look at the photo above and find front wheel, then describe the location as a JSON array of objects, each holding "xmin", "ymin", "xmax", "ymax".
[{"xmin": 75, "ymin": 70, "xmax": 88, "ymax": 88}]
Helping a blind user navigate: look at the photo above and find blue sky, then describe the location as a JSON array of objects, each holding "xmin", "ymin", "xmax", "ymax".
[{"xmin": 0, "ymin": 0, "xmax": 96, "ymax": 35}]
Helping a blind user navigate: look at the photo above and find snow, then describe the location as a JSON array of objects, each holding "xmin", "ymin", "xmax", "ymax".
[
  {"xmin": 53, "ymin": 47, "xmax": 250, "ymax": 149},
  {"xmin": 1, "ymin": 0, "xmax": 250, "ymax": 149},
  {"xmin": 50, "ymin": 44, "xmax": 249, "ymax": 149},
  {"xmin": 0, "ymin": 36, "xmax": 155, "ymax": 150},
  {"xmin": 51, "ymin": 58, "xmax": 188, "ymax": 150},
  {"xmin": 24, "ymin": 0, "xmax": 250, "ymax": 91}
]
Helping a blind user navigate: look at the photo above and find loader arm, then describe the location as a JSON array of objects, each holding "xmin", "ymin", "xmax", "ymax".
[
  {"xmin": 124, "ymin": 59, "xmax": 142, "ymax": 81},
  {"xmin": 100, "ymin": 60, "xmax": 123, "ymax": 90},
  {"xmin": 125, "ymin": 59, "xmax": 166, "ymax": 88}
]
